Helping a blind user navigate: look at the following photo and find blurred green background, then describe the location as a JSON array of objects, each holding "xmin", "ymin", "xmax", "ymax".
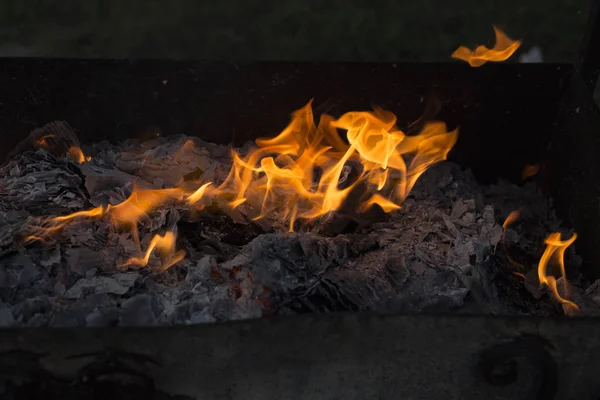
[{"xmin": 0, "ymin": 0, "xmax": 592, "ymax": 61}]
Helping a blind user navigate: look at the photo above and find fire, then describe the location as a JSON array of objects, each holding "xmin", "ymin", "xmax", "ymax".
[
  {"xmin": 521, "ymin": 164, "xmax": 540, "ymax": 180},
  {"xmin": 501, "ymin": 209, "xmax": 526, "ymax": 272},
  {"xmin": 34, "ymin": 134, "xmax": 91, "ymax": 163},
  {"xmin": 68, "ymin": 146, "xmax": 91, "ymax": 163},
  {"xmin": 118, "ymin": 231, "xmax": 185, "ymax": 272},
  {"xmin": 452, "ymin": 26, "xmax": 521, "ymax": 67},
  {"xmin": 502, "ymin": 209, "xmax": 520, "ymax": 230},
  {"xmin": 25, "ymin": 187, "xmax": 188, "ymax": 245},
  {"xmin": 502, "ymin": 212, "xmax": 579, "ymax": 314},
  {"xmin": 37, "ymin": 134, "xmax": 56, "ymax": 147},
  {"xmin": 25, "ymin": 101, "xmax": 458, "ymax": 271},
  {"xmin": 214, "ymin": 102, "xmax": 458, "ymax": 229},
  {"xmin": 538, "ymin": 232, "xmax": 579, "ymax": 315}
]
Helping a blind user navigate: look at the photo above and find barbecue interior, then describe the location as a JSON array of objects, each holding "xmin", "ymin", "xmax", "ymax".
[{"xmin": 0, "ymin": 98, "xmax": 598, "ymax": 327}]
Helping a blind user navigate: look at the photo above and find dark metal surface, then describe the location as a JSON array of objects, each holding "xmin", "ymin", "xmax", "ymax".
[
  {"xmin": 478, "ymin": 335, "xmax": 559, "ymax": 400},
  {"xmin": 0, "ymin": 59, "xmax": 570, "ymax": 183},
  {"xmin": 545, "ymin": 68, "xmax": 600, "ymax": 279},
  {"xmin": 577, "ymin": 0, "xmax": 600, "ymax": 91},
  {"xmin": 0, "ymin": 313, "xmax": 598, "ymax": 399}
]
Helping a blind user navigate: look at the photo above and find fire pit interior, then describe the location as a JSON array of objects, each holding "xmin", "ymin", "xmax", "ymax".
[
  {"xmin": 1, "ymin": 44, "xmax": 599, "ymax": 328},
  {"xmin": 1, "ymin": 14, "xmax": 600, "ymax": 398}
]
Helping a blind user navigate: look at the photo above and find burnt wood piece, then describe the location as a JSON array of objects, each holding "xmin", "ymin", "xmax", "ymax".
[
  {"xmin": 5, "ymin": 121, "xmax": 80, "ymax": 162},
  {"xmin": 0, "ymin": 314, "xmax": 600, "ymax": 399},
  {"xmin": 0, "ymin": 60, "xmax": 570, "ymax": 183}
]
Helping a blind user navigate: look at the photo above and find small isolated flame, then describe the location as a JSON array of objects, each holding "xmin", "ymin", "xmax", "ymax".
[
  {"xmin": 37, "ymin": 135, "xmax": 56, "ymax": 147},
  {"xmin": 25, "ymin": 101, "xmax": 458, "ymax": 271},
  {"xmin": 521, "ymin": 164, "xmax": 540, "ymax": 180},
  {"xmin": 452, "ymin": 26, "xmax": 521, "ymax": 67},
  {"xmin": 35, "ymin": 134, "xmax": 91, "ymax": 163},
  {"xmin": 501, "ymin": 209, "xmax": 526, "ymax": 272},
  {"xmin": 502, "ymin": 209, "xmax": 520, "ymax": 230},
  {"xmin": 68, "ymin": 146, "xmax": 92, "ymax": 163},
  {"xmin": 118, "ymin": 231, "xmax": 185, "ymax": 272},
  {"xmin": 538, "ymin": 232, "xmax": 579, "ymax": 315}
]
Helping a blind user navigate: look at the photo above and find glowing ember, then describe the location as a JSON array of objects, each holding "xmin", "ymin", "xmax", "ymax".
[
  {"xmin": 521, "ymin": 164, "xmax": 540, "ymax": 180},
  {"xmin": 35, "ymin": 135, "xmax": 91, "ymax": 163},
  {"xmin": 538, "ymin": 232, "xmax": 579, "ymax": 315},
  {"xmin": 37, "ymin": 135, "xmax": 56, "ymax": 147},
  {"xmin": 25, "ymin": 101, "xmax": 458, "ymax": 271},
  {"xmin": 452, "ymin": 26, "xmax": 521, "ymax": 67},
  {"xmin": 68, "ymin": 146, "xmax": 91, "ymax": 163}
]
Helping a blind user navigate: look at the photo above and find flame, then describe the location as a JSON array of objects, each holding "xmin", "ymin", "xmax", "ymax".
[
  {"xmin": 500, "ymin": 209, "xmax": 526, "ymax": 271},
  {"xmin": 25, "ymin": 101, "xmax": 458, "ymax": 272},
  {"xmin": 214, "ymin": 101, "xmax": 458, "ymax": 228},
  {"xmin": 37, "ymin": 135, "xmax": 57, "ymax": 147},
  {"xmin": 538, "ymin": 232, "xmax": 579, "ymax": 315},
  {"xmin": 452, "ymin": 26, "xmax": 521, "ymax": 67},
  {"xmin": 118, "ymin": 231, "xmax": 185, "ymax": 271},
  {"xmin": 25, "ymin": 186, "xmax": 188, "ymax": 247},
  {"xmin": 68, "ymin": 146, "xmax": 91, "ymax": 163},
  {"xmin": 34, "ymin": 136, "xmax": 91, "ymax": 162},
  {"xmin": 521, "ymin": 164, "xmax": 540, "ymax": 180},
  {"xmin": 502, "ymin": 210, "xmax": 520, "ymax": 230}
]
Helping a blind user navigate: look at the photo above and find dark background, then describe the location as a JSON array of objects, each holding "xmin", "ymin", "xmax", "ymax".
[{"xmin": 0, "ymin": 0, "xmax": 591, "ymax": 62}]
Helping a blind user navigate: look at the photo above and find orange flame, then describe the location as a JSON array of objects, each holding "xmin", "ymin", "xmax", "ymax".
[
  {"xmin": 68, "ymin": 146, "xmax": 92, "ymax": 163},
  {"xmin": 118, "ymin": 231, "xmax": 185, "ymax": 271},
  {"xmin": 35, "ymin": 135, "xmax": 91, "ymax": 163},
  {"xmin": 25, "ymin": 187, "xmax": 187, "ymax": 246},
  {"xmin": 501, "ymin": 209, "xmax": 526, "ymax": 271},
  {"xmin": 214, "ymin": 101, "xmax": 458, "ymax": 228},
  {"xmin": 37, "ymin": 135, "xmax": 57, "ymax": 147},
  {"xmin": 452, "ymin": 26, "xmax": 521, "ymax": 67},
  {"xmin": 538, "ymin": 232, "xmax": 579, "ymax": 315},
  {"xmin": 521, "ymin": 164, "xmax": 540, "ymax": 180},
  {"xmin": 502, "ymin": 210, "xmax": 520, "ymax": 230},
  {"xmin": 26, "ymin": 101, "xmax": 459, "ymax": 271}
]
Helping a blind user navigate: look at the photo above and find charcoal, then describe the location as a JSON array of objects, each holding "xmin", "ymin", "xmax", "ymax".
[
  {"xmin": 0, "ymin": 130, "xmax": 597, "ymax": 327},
  {"xmin": 39, "ymin": 244, "xmax": 61, "ymax": 268},
  {"xmin": 51, "ymin": 293, "xmax": 118, "ymax": 327},
  {"xmin": 0, "ymin": 150, "xmax": 87, "ymax": 213},
  {"xmin": 5, "ymin": 121, "xmax": 81, "ymax": 162},
  {"xmin": 13, "ymin": 296, "xmax": 51, "ymax": 323},
  {"xmin": 2, "ymin": 254, "xmax": 40, "ymax": 289},
  {"xmin": 86, "ymin": 308, "xmax": 122, "ymax": 327},
  {"xmin": 0, "ymin": 307, "xmax": 15, "ymax": 327},
  {"xmin": 64, "ymin": 247, "xmax": 106, "ymax": 276},
  {"xmin": 64, "ymin": 272, "xmax": 139, "ymax": 299},
  {"xmin": 79, "ymin": 163, "xmax": 147, "ymax": 196},
  {"xmin": 119, "ymin": 293, "xmax": 163, "ymax": 326},
  {"xmin": 114, "ymin": 135, "xmax": 227, "ymax": 188},
  {"xmin": 49, "ymin": 309, "xmax": 85, "ymax": 327},
  {"xmin": 189, "ymin": 308, "xmax": 216, "ymax": 324}
]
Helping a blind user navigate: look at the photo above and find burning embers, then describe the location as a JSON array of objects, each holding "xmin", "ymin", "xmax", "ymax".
[
  {"xmin": 23, "ymin": 101, "xmax": 458, "ymax": 271},
  {"xmin": 451, "ymin": 27, "xmax": 582, "ymax": 313},
  {"xmin": 502, "ymin": 210, "xmax": 579, "ymax": 314},
  {"xmin": 0, "ymin": 27, "xmax": 594, "ymax": 326}
]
